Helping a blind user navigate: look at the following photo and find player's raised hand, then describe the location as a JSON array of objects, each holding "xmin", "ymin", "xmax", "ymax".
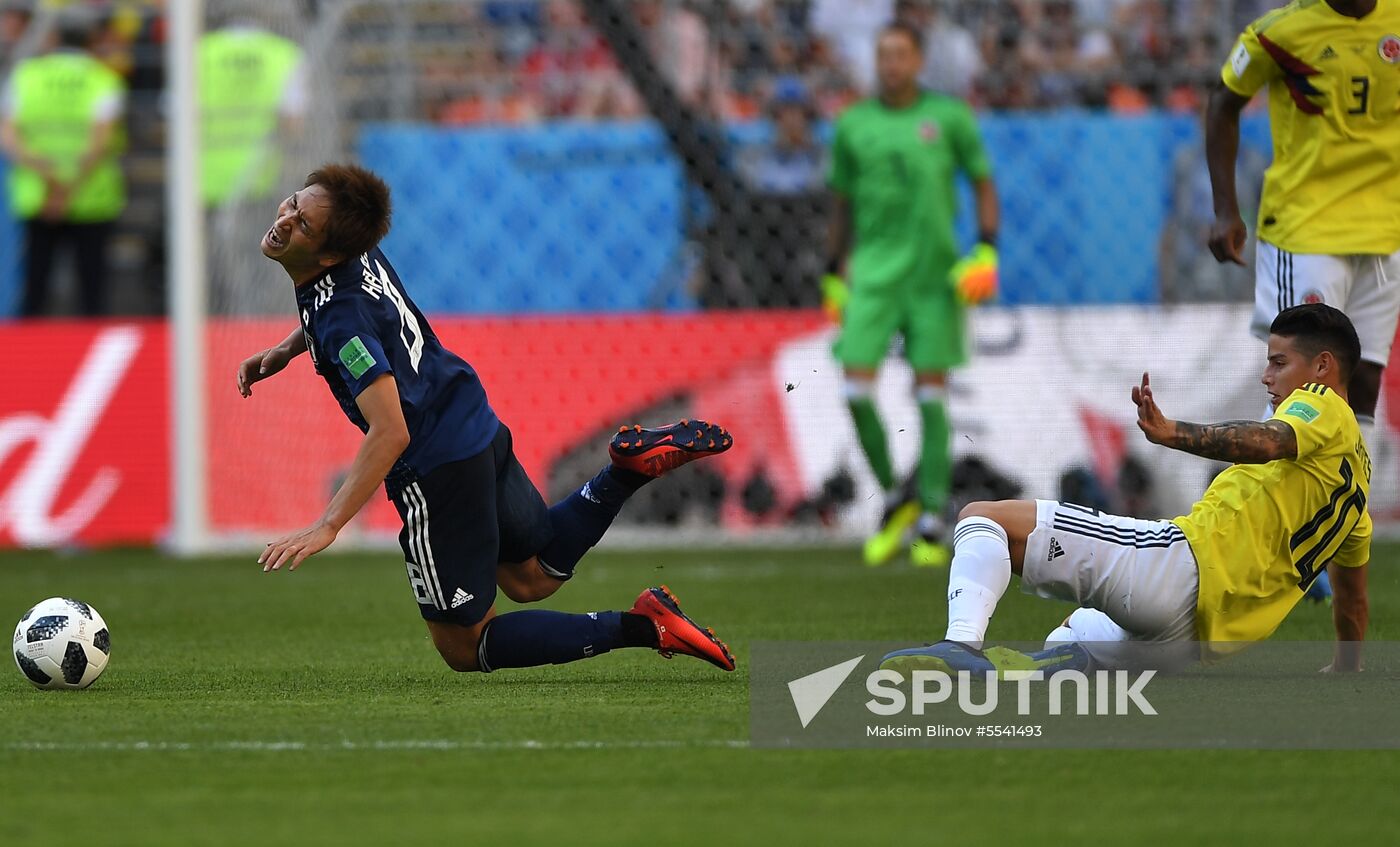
[
  {"xmin": 1131, "ymin": 372, "xmax": 1174, "ymax": 445},
  {"xmin": 236, "ymin": 346, "xmax": 292, "ymax": 397},
  {"xmin": 1208, "ymin": 214, "xmax": 1248, "ymax": 266},
  {"xmin": 259, "ymin": 520, "xmax": 338, "ymax": 572}
]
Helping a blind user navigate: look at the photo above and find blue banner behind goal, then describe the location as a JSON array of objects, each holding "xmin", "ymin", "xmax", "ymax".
[
  {"xmin": 0, "ymin": 114, "xmax": 1272, "ymax": 317},
  {"xmin": 358, "ymin": 112, "xmax": 1272, "ymax": 314}
]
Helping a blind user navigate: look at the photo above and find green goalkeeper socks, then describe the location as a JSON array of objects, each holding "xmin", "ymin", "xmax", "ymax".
[
  {"xmin": 917, "ymin": 394, "xmax": 952, "ymax": 516},
  {"xmin": 847, "ymin": 396, "xmax": 895, "ymax": 491}
]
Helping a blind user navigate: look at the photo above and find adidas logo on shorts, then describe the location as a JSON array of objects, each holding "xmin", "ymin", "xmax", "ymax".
[
  {"xmin": 1048, "ymin": 538, "xmax": 1066, "ymax": 561},
  {"xmin": 451, "ymin": 588, "xmax": 474, "ymax": 608}
]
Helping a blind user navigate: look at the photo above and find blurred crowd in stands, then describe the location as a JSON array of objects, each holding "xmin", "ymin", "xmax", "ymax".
[
  {"xmin": 423, "ymin": 0, "xmax": 1275, "ymax": 125},
  {"xmin": 0, "ymin": 2, "xmax": 164, "ymax": 86},
  {"xmin": 1, "ymin": 0, "xmax": 1276, "ymax": 125}
]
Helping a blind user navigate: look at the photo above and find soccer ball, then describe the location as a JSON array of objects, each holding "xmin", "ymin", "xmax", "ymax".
[{"xmin": 12, "ymin": 597, "xmax": 110, "ymax": 690}]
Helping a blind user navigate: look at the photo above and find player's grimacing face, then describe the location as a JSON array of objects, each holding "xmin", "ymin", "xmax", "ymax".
[
  {"xmin": 1262, "ymin": 334, "xmax": 1323, "ymax": 410},
  {"xmin": 262, "ymin": 184, "xmax": 334, "ymax": 266},
  {"xmin": 876, "ymin": 32, "xmax": 921, "ymax": 95}
]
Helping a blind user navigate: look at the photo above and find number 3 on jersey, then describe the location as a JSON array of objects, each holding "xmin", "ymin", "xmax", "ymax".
[{"xmin": 1349, "ymin": 76, "xmax": 1369, "ymax": 116}]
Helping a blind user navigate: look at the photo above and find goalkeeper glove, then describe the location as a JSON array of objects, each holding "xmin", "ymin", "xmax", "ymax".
[
  {"xmin": 950, "ymin": 242, "xmax": 998, "ymax": 305},
  {"xmin": 821, "ymin": 273, "xmax": 850, "ymax": 322}
]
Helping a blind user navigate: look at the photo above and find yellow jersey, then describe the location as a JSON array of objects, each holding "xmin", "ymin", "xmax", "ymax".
[
  {"xmin": 1173, "ymin": 383, "xmax": 1371, "ymax": 644},
  {"xmin": 1221, "ymin": 0, "xmax": 1400, "ymax": 255}
]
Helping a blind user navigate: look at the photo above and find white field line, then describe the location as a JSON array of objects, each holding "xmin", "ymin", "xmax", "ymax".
[{"xmin": 4, "ymin": 738, "xmax": 750, "ymax": 753}]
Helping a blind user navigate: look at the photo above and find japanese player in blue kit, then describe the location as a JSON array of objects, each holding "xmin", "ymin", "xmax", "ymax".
[{"xmin": 236, "ymin": 164, "xmax": 736, "ymax": 673}]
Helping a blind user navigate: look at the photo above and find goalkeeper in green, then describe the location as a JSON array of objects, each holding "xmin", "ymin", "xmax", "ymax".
[{"xmin": 825, "ymin": 21, "xmax": 999, "ymax": 568}]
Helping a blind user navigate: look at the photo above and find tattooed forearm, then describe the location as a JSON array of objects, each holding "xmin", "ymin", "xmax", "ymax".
[{"xmin": 1166, "ymin": 419, "xmax": 1299, "ymax": 463}]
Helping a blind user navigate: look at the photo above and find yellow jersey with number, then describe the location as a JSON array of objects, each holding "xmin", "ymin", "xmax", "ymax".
[
  {"xmin": 1172, "ymin": 384, "xmax": 1371, "ymax": 644},
  {"xmin": 1221, "ymin": 0, "xmax": 1400, "ymax": 255}
]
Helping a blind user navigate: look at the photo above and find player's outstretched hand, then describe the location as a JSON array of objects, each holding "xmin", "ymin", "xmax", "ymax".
[
  {"xmin": 1131, "ymin": 372, "xmax": 1174, "ymax": 445},
  {"xmin": 237, "ymin": 346, "xmax": 293, "ymax": 397},
  {"xmin": 259, "ymin": 521, "xmax": 337, "ymax": 572},
  {"xmin": 1207, "ymin": 214, "xmax": 1248, "ymax": 266}
]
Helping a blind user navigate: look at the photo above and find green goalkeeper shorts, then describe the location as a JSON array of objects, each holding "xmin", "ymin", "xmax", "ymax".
[{"xmin": 834, "ymin": 282, "xmax": 968, "ymax": 373}]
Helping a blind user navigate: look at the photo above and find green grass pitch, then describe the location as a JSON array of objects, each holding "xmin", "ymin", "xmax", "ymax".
[{"xmin": 1, "ymin": 544, "xmax": 1395, "ymax": 845}]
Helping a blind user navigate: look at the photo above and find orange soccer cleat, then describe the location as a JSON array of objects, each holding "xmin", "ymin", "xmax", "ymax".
[
  {"xmin": 628, "ymin": 585, "xmax": 736, "ymax": 671},
  {"xmin": 608, "ymin": 419, "xmax": 733, "ymax": 478}
]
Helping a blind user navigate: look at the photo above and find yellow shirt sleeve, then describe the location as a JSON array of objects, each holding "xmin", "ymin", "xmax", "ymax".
[
  {"xmin": 1332, "ymin": 509, "xmax": 1372, "ymax": 568},
  {"xmin": 1221, "ymin": 25, "xmax": 1277, "ymax": 98},
  {"xmin": 1272, "ymin": 387, "xmax": 1340, "ymax": 461}
]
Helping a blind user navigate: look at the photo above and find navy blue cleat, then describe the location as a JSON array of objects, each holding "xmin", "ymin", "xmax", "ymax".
[
  {"xmin": 881, "ymin": 640, "xmax": 1094, "ymax": 678},
  {"xmin": 880, "ymin": 640, "xmax": 996, "ymax": 676},
  {"xmin": 1013, "ymin": 642, "xmax": 1095, "ymax": 674}
]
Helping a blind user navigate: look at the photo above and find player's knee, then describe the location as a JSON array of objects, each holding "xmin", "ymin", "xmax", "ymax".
[
  {"xmin": 499, "ymin": 578, "xmax": 552, "ymax": 604},
  {"xmin": 958, "ymin": 501, "xmax": 1000, "ymax": 524},
  {"xmin": 436, "ymin": 641, "xmax": 481, "ymax": 673},
  {"xmin": 498, "ymin": 559, "xmax": 562, "ymax": 604},
  {"xmin": 1044, "ymin": 625, "xmax": 1075, "ymax": 649},
  {"xmin": 957, "ymin": 500, "xmax": 1034, "ymax": 546},
  {"xmin": 427, "ymin": 621, "xmax": 485, "ymax": 672},
  {"xmin": 499, "ymin": 581, "xmax": 531, "ymax": 604}
]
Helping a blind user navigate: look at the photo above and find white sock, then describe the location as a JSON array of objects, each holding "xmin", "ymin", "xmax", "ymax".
[{"xmin": 943, "ymin": 516, "xmax": 1012, "ymax": 649}]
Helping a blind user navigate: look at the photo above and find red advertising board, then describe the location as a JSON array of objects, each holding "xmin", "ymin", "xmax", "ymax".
[
  {"xmin": 13, "ymin": 306, "xmax": 1400, "ymax": 550},
  {"xmin": 0, "ymin": 322, "xmax": 169, "ymax": 546},
  {"xmin": 0, "ymin": 312, "xmax": 823, "ymax": 547}
]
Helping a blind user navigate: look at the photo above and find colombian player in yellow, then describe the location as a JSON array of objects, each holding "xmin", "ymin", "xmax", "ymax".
[
  {"xmin": 825, "ymin": 22, "xmax": 999, "ymax": 569},
  {"xmin": 1207, "ymin": 0, "xmax": 1400, "ymax": 459},
  {"xmin": 881, "ymin": 304, "xmax": 1370, "ymax": 676}
]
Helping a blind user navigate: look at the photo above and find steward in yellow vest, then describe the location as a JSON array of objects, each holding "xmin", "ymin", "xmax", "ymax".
[
  {"xmin": 199, "ymin": 23, "xmax": 303, "ymax": 206},
  {"xmin": 0, "ymin": 20, "xmax": 126, "ymax": 316}
]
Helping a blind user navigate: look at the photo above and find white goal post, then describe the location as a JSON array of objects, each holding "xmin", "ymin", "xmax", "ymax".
[{"xmin": 167, "ymin": 0, "xmax": 208, "ymax": 555}]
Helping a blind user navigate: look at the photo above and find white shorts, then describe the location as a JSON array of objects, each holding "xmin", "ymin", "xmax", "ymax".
[
  {"xmin": 1022, "ymin": 501, "xmax": 1200, "ymax": 668},
  {"xmin": 1251, "ymin": 241, "xmax": 1400, "ymax": 366}
]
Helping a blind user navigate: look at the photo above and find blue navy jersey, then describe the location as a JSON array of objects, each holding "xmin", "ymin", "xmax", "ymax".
[{"xmin": 295, "ymin": 247, "xmax": 499, "ymax": 486}]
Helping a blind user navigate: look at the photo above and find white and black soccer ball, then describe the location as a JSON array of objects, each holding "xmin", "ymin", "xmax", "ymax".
[{"xmin": 12, "ymin": 598, "xmax": 110, "ymax": 690}]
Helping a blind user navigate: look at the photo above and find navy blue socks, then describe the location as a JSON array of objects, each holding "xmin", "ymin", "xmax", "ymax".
[
  {"xmin": 477, "ymin": 609, "xmax": 656, "ymax": 671},
  {"xmin": 538, "ymin": 465, "xmax": 649, "ymax": 579}
]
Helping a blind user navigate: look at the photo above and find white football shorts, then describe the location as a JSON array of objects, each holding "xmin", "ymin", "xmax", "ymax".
[
  {"xmin": 1251, "ymin": 241, "xmax": 1400, "ymax": 366},
  {"xmin": 1022, "ymin": 500, "xmax": 1199, "ymax": 668}
]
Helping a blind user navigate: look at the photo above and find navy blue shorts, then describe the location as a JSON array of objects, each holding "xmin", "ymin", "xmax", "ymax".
[{"xmin": 387, "ymin": 422, "xmax": 553, "ymax": 626}]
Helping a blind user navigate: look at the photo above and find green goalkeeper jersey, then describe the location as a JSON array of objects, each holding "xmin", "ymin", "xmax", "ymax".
[{"xmin": 828, "ymin": 92, "xmax": 991, "ymax": 290}]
